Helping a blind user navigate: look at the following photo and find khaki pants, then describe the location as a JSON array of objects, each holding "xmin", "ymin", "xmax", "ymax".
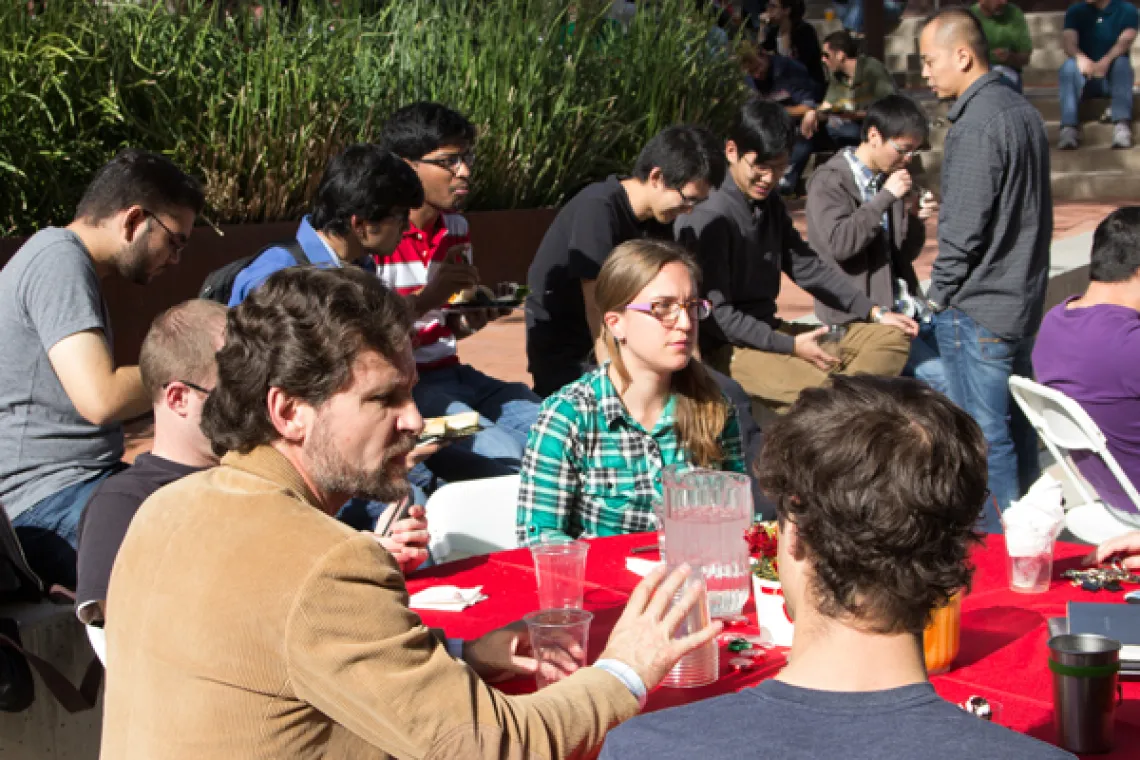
[{"xmin": 710, "ymin": 323, "xmax": 911, "ymax": 415}]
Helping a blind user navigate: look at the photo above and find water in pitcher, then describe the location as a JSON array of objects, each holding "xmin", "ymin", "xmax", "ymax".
[{"xmin": 661, "ymin": 467, "xmax": 753, "ymax": 620}]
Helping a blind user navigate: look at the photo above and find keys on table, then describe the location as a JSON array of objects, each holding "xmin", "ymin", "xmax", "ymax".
[{"xmin": 1062, "ymin": 559, "xmax": 1140, "ymax": 592}]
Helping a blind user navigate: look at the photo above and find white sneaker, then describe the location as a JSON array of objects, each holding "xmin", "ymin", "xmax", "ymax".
[
  {"xmin": 1113, "ymin": 122, "xmax": 1133, "ymax": 149},
  {"xmin": 1058, "ymin": 126, "xmax": 1080, "ymax": 150}
]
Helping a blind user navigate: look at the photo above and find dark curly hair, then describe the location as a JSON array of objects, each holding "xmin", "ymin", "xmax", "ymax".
[
  {"xmin": 201, "ymin": 267, "xmax": 412, "ymax": 456},
  {"xmin": 757, "ymin": 375, "xmax": 988, "ymax": 634}
]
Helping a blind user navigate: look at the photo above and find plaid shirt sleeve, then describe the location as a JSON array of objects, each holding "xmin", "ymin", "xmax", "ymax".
[
  {"xmin": 719, "ymin": 404, "xmax": 747, "ymax": 475},
  {"xmin": 516, "ymin": 395, "xmax": 583, "ymax": 545}
]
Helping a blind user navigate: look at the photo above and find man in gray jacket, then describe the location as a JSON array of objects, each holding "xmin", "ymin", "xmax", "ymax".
[
  {"xmin": 919, "ymin": 8, "xmax": 1051, "ymax": 522},
  {"xmin": 676, "ymin": 99, "xmax": 917, "ymax": 414},
  {"xmin": 805, "ymin": 94, "xmax": 944, "ymax": 394}
]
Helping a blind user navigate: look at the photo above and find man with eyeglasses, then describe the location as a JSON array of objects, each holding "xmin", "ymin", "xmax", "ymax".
[
  {"xmin": 0, "ymin": 148, "xmax": 202, "ymax": 590},
  {"xmin": 526, "ymin": 125, "xmax": 726, "ymax": 398},
  {"xmin": 676, "ymin": 99, "xmax": 918, "ymax": 416},
  {"xmin": 74, "ymin": 299, "xmax": 227, "ymax": 639},
  {"xmin": 805, "ymin": 94, "xmax": 945, "ymax": 395},
  {"xmin": 380, "ymin": 102, "xmax": 542, "ymax": 488}
]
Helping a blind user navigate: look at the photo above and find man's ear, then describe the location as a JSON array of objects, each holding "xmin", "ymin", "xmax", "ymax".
[
  {"xmin": 646, "ymin": 166, "xmax": 665, "ymax": 190},
  {"xmin": 266, "ymin": 387, "xmax": 314, "ymax": 444},
  {"xmin": 163, "ymin": 382, "xmax": 190, "ymax": 418},
  {"xmin": 725, "ymin": 140, "xmax": 740, "ymax": 163},
  {"xmin": 121, "ymin": 205, "xmax": 148, "ymax": 244}
]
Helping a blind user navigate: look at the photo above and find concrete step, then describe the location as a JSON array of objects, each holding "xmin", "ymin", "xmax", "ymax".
[
  {"xmin": 924, "ymin": 121, "xmax": 1139, "ymax": 151},
  {"xmin": 916, "ymin": 144, "xmax": 1140, "ymax": 177}
]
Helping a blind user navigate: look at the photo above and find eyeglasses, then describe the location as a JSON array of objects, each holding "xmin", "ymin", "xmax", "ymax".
[
  {"xmin": 672, "ymin": 186, "xmax": 705, "ymax": 210},
  {"xmin": 887, "ymin": 139, "xmax": 920, "ymax": 159},
  {"xmin": 162, "ymin": 380, "xmax": 213, "ymax": 395},
  {"xmin": 742, "ymin": 154, "xmax": 788, "ymax": 179},
  {"xmin": 143, "ymin": 210, "xmax": 189, "ymax": 253},
  {"xmin": 416, "ymin": 151, "xmax": 476, "ymax": 174},
  {"xmin": 625, "ymin": 298, "xmax": 712, "ymax": 327}
]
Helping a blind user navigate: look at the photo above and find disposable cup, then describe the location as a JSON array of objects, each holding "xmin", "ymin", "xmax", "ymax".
[
  {"xmin": 660, "ymin": 574, "xmax": 719, "ymax": 689},
  {"xmin": 1007, "ymin": 546, "xmax": 1054, "ymax": 594},
  {"xmin": 530, "ymin": 539, "xmax": 589, "ymax": 610},
  {"xmin": 524, "ymin": 608, "xmax": 593, "ymax": 689}
]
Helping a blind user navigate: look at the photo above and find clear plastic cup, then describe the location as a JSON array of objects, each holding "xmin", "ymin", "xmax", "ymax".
[
  {"xmin": 530, "ymin": 538, "xmax": 589, "ymax": 610},
  {"xmin": 524, "ymin": 609, "xmax": 593, "ymax": 689},
  {"xmin": 660, "ymin": 575, "xmax": 719, "ymax": 688},
  {"xmin": 1008, "ymin": 548, "xmax": 1054, "ymax": 594}
]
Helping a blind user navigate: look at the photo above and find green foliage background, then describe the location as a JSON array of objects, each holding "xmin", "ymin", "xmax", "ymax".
[{"xmin": 0, "ymin": 0, "xmax": 748, "ymax": 236}]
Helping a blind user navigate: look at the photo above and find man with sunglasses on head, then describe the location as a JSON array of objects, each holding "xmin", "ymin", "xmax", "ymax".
[
  {"xmin": 805, "ymin": 94, "xmax": 944, "ymax": 394},
  {"xmin": 676, "ymin": 99, "xmax": 917, "ymax": 416},
  {"xmin": 0, "ymin": 148, "xmax": 202, "ymax": 590},
  {"xmin": 380, "ymin": 102, "xmax": 542, "ymax": 486}
]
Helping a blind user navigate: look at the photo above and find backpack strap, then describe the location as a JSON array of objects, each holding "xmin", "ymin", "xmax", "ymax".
[{"xmin": 262, "ymin": 239, "xmax": 310, "ymax": 267}]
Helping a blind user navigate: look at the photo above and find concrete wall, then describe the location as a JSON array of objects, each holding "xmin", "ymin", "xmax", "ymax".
[{"xmin": 0, "ymin": 208, "xmax": 557, "ymax": 368}]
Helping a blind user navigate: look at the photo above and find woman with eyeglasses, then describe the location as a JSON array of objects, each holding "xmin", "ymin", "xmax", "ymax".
[{"xmin": 516, "ymin": 239, "xmax": 746, "ymax": 544}]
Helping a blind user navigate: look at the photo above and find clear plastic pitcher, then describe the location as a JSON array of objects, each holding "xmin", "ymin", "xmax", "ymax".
[{"xmin": 661, "ymin": 466, "xmax": 753, "ymax": 619}]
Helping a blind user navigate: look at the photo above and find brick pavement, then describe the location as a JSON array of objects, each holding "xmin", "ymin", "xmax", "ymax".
[{"xmin": 123, "ymin": 199, "xmax": 1125, "ymax": 459}]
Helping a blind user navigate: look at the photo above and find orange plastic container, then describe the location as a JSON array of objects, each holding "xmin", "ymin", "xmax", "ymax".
[{"xmin": 923, "ymin": 593, "xmax": 962, "ymax": 675}]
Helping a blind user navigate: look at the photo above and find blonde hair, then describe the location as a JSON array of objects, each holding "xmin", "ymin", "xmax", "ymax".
[
  {"xmin": 594, "ymin": 239, "xmax": 730, "ymax": 467},
  {"xmin": 139, "ymin": 299, "xmax": 228, "ymax": 402}
]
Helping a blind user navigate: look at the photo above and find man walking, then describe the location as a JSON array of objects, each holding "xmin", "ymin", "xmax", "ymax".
[{"xmin": 919, "ymin": 8, "xmax": 1052, "ymax": 520}]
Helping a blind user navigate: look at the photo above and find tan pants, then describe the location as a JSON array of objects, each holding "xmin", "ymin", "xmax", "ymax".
[{"xmin": 710, "ymin": 323, "xmax": 911, "ymax": 415}]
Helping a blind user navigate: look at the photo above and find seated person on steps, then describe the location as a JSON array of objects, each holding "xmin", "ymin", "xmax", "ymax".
[{"xmin": 675, "ymin": 99, "xmax": 917, "ymax": 416}]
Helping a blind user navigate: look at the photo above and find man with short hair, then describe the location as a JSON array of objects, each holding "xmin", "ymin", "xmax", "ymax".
[
  {"xmin": 919, "ymin": 8, "xmax": 1051, "ymax": 519},
  {"xmin": 1033, "ymin": 207, "xmax": 1140, "ymax": 520},
  {"xmin": 784, "ymin": 30, "xmax": 897, "ymax": 195},
  {"xmin": 970, "ymin": 0, "xmax": 1033, "ymax": 92},
  {"xmin": 525, "ymin": 125, "xmax": 726, "ymax": 397},
  {"xmin": 676, "ymin": 100, "xmax": 917, "ymax": 414},
  {"xmin": 0, "ymin": 148, "xmax": 202, "ymax": 589},
  {"xmin": 601, "ymin": 375, "xmax": 1075, "ymax": 760},
  {"xmin": 380, "ymin": 102, "xmax": 540, "ymax": 483},
  {"xmin": 805, "ymin": 94, "xmax": 944, "ymax": 393},
  {"xmin": 75, "ymin": 299, "xmax": 228, "ymax": 629},
  {"xmin": 1058, "ymin": 0, "xmax": 1137, "ymax": 150},
  {"xmin": 228, "ymin": 144, "xmax": 425, "ymax": 306},
  {"xmin": 742, "ymin": 43, "xmax": 820, "ymax": 114},
  {"xmin": 100, "ymin": 267, "xmax": 719, "ymax": 759}
]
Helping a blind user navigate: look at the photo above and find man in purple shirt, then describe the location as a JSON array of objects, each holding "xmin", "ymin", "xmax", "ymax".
[{"xmin": 1033, "ymin": 207, "xmax": 1140, "ymax": 516}]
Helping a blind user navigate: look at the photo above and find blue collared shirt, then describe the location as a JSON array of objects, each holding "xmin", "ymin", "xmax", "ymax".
[
  {"xmin": 841, "ymin": 148, "xmax": 889, "ymax": 234},
  {"xmin": 228, "ymin": 216, "xmax": 342, "ymax": 306}
]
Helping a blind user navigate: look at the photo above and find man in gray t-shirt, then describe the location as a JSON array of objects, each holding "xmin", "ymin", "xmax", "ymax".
[
  {"xmin": 0, "ymin": 149, "xmax": 202, "ymax": 589},
  {"xmin": 602, "ymin": 376, "xmax": 1074, "ymax": 760}
]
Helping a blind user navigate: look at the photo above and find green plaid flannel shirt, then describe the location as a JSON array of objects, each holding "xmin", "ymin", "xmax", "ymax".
[{"xmin": 516, "ymin": 365, "xmax": 746, "ymax": 544}]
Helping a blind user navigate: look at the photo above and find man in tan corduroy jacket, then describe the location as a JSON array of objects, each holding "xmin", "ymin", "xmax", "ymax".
[{"xmin": 100, "ymin": 267, "xmax": 718, "ymax": 760}]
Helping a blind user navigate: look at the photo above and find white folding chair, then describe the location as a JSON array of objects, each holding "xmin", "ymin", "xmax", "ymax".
[
  {"xmin": 1009, "ymin": 376, "xmax": 1140, "ymax": 544},
  {"xmin": 424, "ymin": 475, "xmax": 521, "ymax": 563}
]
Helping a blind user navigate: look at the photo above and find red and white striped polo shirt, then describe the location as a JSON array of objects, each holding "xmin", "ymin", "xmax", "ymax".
[{"xmin": 374, "ymin": 213, "xmax": 470, "ymax": 371}]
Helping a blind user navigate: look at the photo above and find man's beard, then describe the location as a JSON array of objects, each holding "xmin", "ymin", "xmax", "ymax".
[
  {"xmin": 303, "ymin": 415, "xmax": 416, "ymax": 504},
  {"xmin": 115, "ymin": 236, "xmax": 152, "ymax": 285}
]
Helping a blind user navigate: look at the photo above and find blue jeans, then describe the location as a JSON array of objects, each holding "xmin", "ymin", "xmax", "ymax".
[
  {"xmin": 413, "ymin": 364, "xmax": 540, "ymax": 478},
  {"xmin": 785, "ymin": 119, "xmax": 863, "ymax": 191},
  {"xmin": 934, "ymin": 309, "xmax": 1039, "ymax": 530},
  {"xmin": 903, "ymin": 321, "xmax": 947, "ymax": 396},
  {"xmin": 12, "ymin": 466, "xmax": 123, "ymax": 590},
  {"xmin": 833, "ymin": 0, "xmax": 904, "ymax": 34},
  {"xmin": 1059, "ymin": 55, "xmax": 1134, "ymax": 126}
]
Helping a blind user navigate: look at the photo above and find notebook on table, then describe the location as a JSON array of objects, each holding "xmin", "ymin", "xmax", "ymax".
[{"xmin": 1062, "ymin": 602, "xmax": 1140, "ymax": 675}]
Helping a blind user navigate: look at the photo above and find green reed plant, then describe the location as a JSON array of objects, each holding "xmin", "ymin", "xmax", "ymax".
[{"xmin": 0, "ymin": 0, "xmax": 748, "ymax": 236}]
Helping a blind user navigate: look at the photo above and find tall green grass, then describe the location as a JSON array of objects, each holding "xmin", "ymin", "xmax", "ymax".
[{"xmin": 0, "ymin": 0, "xmax": 747, "ymax": 236}]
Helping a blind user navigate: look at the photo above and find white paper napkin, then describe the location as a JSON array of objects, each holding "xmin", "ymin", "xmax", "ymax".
[
  {"xmin": 408, "ymin": 585, "xmax": 488, "ymax": 611},
  {"xmin": 625, "ymin": 557, "xmax": 664, "ymax": 577},
  {"xmin": 1004, "ymin": 473, "xmax": 1066, "ymax": 557}
]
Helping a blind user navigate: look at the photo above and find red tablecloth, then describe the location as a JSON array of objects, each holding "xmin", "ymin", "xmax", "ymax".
[{"xmin": 407, "ymin": 533, "xmax": 1140, "ymax": 759}]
